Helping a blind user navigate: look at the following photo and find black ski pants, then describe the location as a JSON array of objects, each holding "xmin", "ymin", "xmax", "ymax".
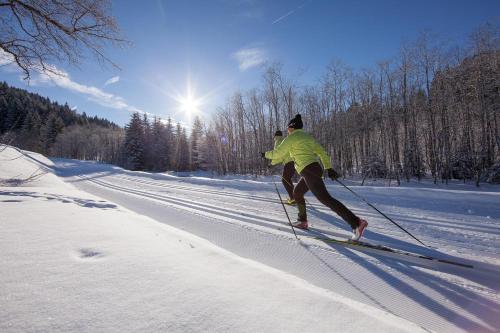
[
  {"xmin": 293, "ymin": 162, "xmax": 359, "ymax": 229},
  {"xmin": 282, "ymin": 161, "xmax": 295, "ymax": 199}
]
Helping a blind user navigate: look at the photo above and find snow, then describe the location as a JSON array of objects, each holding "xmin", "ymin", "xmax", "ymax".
[{"xmin": 1, "ymin": 145, "xmax": 500, "ymax": 332}]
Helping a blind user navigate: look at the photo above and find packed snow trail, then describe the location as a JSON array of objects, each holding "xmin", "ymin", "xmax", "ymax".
[
  {"xmin": 1, "ymin": 146, "xmax": 428, "ymax": 333},
  {"xmin": 40, "ymin": 158, "xmax": 500, "ymax": 333}
]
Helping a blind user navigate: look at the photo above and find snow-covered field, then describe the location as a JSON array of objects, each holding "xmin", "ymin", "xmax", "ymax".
[{"xmin": 1, "ymin": 146, "xmax": 499, "ymax": 332}]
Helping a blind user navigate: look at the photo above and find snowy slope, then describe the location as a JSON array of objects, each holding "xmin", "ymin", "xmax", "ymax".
[
  {"xmin": 2, "ymin": 146, "xmax": 500, "ymax": 332},
  {"xmin": 1, "ymin": 146, "xmax": 425, "ymax": 332}
]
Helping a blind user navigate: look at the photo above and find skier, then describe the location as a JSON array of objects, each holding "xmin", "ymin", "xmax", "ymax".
[
  {"xmin": 263, "ymin": 114, "xmax": 368, "ymax": 241},
  {"xmin": 269, "ymin": 130, "xmax": 296, "ymax": 205}
]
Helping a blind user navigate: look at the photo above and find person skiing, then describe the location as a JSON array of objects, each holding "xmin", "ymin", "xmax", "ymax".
[
  {"xmin": 263, "ymin": 114, "xmax": 368, "ymax": 241},
  {"xmin": 269, "ymin": 130, "xmax": 296, "ymax": 205}
]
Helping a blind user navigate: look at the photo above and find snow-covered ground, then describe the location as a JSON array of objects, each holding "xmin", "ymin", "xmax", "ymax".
[{"xmin": 1, "ymin": 146, "xmax": 499, "ymax": 332}]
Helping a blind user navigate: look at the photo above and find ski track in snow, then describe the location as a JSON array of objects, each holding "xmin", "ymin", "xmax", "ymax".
[
  {"xmin": 43, "ymin": 158, "xmax": 500, "ymax": 333},
  {"xmin": 3, "ymin": 150, "xmax": 500, "ymax": 333}
]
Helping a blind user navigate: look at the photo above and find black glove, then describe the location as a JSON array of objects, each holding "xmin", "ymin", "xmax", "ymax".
[
  {"xmin": 261, "ymin": 152, "xmax": 266, "ymax": 158},
  {"xmin": 327, "ymin": 168, "xmax": 340, "ymax": 180}
]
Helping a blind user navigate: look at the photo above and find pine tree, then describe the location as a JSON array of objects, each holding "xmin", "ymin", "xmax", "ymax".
[
  {"xmin": 151, "ymin": 117, "xmax": 171, "ymax": 171},
  {"xmin": 124, "ymin": 112, "xmax": 145, "ymax": 170},
  {"xmin": 0, "ymin": 83, "xmax": 8, "ymax": 133},
  {"xmin": 41, "ymin": 112, "xmax": 64, "ymax": 153},
  {"xmin": 180, "ymin": 128, "xmax": 190, "ymax": 171},
  {"xmin": 142, "ymin": 114, "xmax": 153, "ymax": 170},
  {"xmin": 165, "ymin": 117, "xmax": 174, "ymax": 169},
  {"xmin": 173, "ymin": 122, "xmax": 190, "ymax": 171},
  {"xmin": 189, "ymin": 116, "xmax": 205, "ymax": 170},
  {"xmin": 20, "ymin": 111, "xmax": 42, "ymax": 151}
]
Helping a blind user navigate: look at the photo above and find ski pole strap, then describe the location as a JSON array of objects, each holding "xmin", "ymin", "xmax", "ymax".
[{"xmin": 335, "ymin": 179, "xmax": 428, "ymax": 248}]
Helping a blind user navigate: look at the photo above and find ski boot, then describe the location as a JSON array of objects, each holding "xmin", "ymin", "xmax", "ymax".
[
  {"xmin": 292, "ymin": 219, "xmax": 308, "ymax": 230},
  {"xmin": 284, "ymin": 198, "xmax": 296, "ymax": 206},
  {"xmin": 351, "ymin": 218, "xmax": 368, "ymax": 241}
]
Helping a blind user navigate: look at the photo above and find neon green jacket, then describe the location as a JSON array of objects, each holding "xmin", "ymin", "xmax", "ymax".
[
  {"xmin": 265, "ymin": 129, "xmax": 332, "ymax": 173},
  {"xmin": 270, "ymin": 136, "xmax": 293, "ymax": 165}
]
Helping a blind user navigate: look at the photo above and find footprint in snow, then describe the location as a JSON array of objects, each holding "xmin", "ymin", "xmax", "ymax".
[{"xmin": 77, "ymin": 248, "xmax": 105, "ymax": 260}]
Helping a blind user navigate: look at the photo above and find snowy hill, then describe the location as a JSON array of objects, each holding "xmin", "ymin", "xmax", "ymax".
[{"xmin": 1, "ymin": 145, "xmax": 500, "ymax": 332}]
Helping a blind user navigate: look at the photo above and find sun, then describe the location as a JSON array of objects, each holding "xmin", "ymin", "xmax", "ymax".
[
  {"xmin": 174, "ymin": 79, "xmax": 203, "ymax": 121},
  {"xmin": 179, "ymin": 94, "xmax": 200, "ymax": 115},
  {"xmin": 167, "ymin": 77, "xmax": 214, "ymax": 122}
]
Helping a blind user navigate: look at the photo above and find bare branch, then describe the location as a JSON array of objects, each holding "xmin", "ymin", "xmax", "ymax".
[{"xmin": 0, "ymin": 0, "xmax": 129, "ymax": 78}]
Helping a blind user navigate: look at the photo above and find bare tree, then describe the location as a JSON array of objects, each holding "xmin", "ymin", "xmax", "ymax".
[
  {"xmin": 0, "ymin": 0, "xmax": 128, "ymax": 79},
  {"xmin": 197, "ymin": 23, "xmax": 499, "ymax": 184}
]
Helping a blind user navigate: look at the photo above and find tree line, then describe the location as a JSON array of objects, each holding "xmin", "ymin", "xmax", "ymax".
[
  {"xmin": 199, "ymin": 23, "xmax": 500, "ymax": 185},
  {"xmin": 0, "ymin": 81, "xmax": 123, "ymax": 163},
  {"xmin": 0, "ymin": 81, "xmax": 205, "ymax": 173},
  {"xmin": 2, "ymin": 22, "xmax": 499, "ymax": 184},
  {"xmin": 121, "ymin": 112, "xmax": 204, "ymax": 172}
]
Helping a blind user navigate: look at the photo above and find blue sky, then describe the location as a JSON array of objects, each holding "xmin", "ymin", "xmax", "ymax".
[{"xmin": 1, "ymin": 0, "xmax": 499, "ymax": 127}]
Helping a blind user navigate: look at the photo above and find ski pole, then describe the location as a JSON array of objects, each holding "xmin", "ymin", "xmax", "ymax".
[
  {"xmin": 335, "ymin": 178, "xmax": 428, "ymax": 247},
  {"xmin": 271, "ymin": 173, "xmax": 299, "ymax": 240}
]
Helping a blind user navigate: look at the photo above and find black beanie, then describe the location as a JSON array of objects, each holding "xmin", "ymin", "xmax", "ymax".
[
  {"xmin": 287, "ymin": 114, "xmax": 303, "ymax": 129},
  {"xmin": 274, "ymin": 130, "xmax": 283, "ymax": 137}
]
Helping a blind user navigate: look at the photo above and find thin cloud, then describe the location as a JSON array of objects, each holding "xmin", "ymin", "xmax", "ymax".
[
  {"xmin": 0, "ymin": 50, "xmax": 14, "ymax": 66},
  {"xmin": 35, "ymin": 67, "xmax": 143, "ymax": 113},
  {"xmin": 272, "ymin": 1, "xmax": 310, "ymax": 25},
  {"xmin": 219, "ymin": 0, "xmax": 264, "ymax": 21},
  {"xmin": 240, "ymin": 7, "xmax": 264, "ymax": 20},
  {"xmin": 156, "ymin": 0, "xmax": 167, "ymax": 20},
  {"xmin": 0, "ymin": 50, "xmax": 143, "ymax": 114},
  {"xmin": 104, "ymin": 75, "xmax": 120, "ymax": 86},
  {"xmin": 232, "ymin": 47, "xmax": 267, "ymax": 71},
  {"xmin": 0, "ymin": 51, "xmax": 19, "ymax": 73},
  {"xmin": 0, "ymin": 50, "xmax": 142, "ymax": 114}
]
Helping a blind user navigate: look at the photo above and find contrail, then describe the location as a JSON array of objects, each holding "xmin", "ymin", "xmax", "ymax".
[
  {"xmin": 272, "ymin": 9, "xmax": 297, "ymax": 25},
  {"xmin": 272, "ymin": 1, "xmax": 310, "ymax": 25}
]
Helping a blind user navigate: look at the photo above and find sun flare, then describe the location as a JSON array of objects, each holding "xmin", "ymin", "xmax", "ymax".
[
  {"xmin": 168, "ymin": 77, "xmax": 216, "ymax": 122},
  {"xmin": 179, "ymin": 95, "xmax": 200, "ymax": 115}
]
